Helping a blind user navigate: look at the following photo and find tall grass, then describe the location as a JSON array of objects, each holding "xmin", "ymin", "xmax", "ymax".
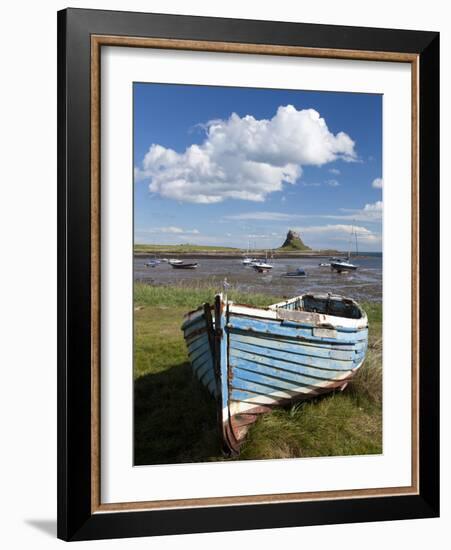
[{"xmin": 134, "ymin": 281, "xmax": 281, "ymax": 309}]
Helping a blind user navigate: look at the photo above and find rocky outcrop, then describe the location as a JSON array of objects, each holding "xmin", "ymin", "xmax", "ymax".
[{"xmin": 280, "ymin": 230, "xmax": 311, "ymax": 251}]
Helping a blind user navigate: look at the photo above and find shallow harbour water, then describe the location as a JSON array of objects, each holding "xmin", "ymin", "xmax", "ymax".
[{"xmin": 134, "ymin": 255, "xmax": 382, "ymax": 303}]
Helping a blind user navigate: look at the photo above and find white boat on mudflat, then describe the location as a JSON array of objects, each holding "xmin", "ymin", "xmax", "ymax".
[
  {"xmin": 241, "ymin": 239, "xmax": 258, "ymax": 265},
  {"xmin": 331, "ymin": 226, "xmax": 359, "ymax": 272},
  {"xmin": 182, "ymin": 292, "xmax": 368, "ymax": 455},
  {"xmin": 252, "ymin": 261, "xmax": 273, "ymax": 273},
  {"xmin": 242, "ymin": 257, "xmax": 258, "ymax": 266},
  {"xmin": 330, "ymin": 259, "xmax": 357, "ymax": 272}
]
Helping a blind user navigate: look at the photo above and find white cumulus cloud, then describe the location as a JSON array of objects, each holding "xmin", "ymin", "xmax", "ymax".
[
  {"xmin": 224, "ymin": 211, "xmax": 296, "ymax": 221},
  {"xmin": 372, "ymin": 177, "xmax": 383, "ymax": 189},
  {"xmin": 140, "ymin": 226, "xmax": 200, "ymax": 235},
  {"xmin": 135, "ymin": 105, "xmax": 357, "ymax": 204},
  {"xmin": 362, "ymin": 200, "xmax": 382, "ymax": 214},
  {"xmin": 294, "ymin": 224, "xmax": 380, "ymax": 244},
  {"xmin": 319, "ymin": 201, "xmax": 383, "ymax": 223}
]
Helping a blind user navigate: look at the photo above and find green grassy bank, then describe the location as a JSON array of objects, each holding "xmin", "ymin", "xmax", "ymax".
[
  {"xmin": 134, "ymin": 243, "xmax": 239, "ymax": 254},
  {"xmin": 134, "ymin": 243, "xmax": 340, "ymax": 256},
  {"xmin": 134, "ymin": 283, "xmax": 382, "ymax": 465}
]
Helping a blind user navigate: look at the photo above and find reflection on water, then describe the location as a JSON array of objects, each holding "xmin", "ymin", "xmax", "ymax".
[{"xmin": 134, "ymin": 256, "xmax": 382, "ymax": 302}]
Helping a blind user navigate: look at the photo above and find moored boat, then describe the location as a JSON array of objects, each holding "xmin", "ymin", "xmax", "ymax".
[
  {"xmin": 331, "ymin": 226, "xmax": 359, "ymax": 272},
  {"xmin": 182, "ymin": 292, "xmax": 368, "ymax": 455},
  {"xmin": 330, "ymin": 259, "xmax": 357, "ymax": 272},
  {"xmin": 252, "ymin": 262, "xmax": 273, "ymax": 273},
  {"xmin": 251, "ymin": 249, "xmax": 274, "ymax": 272},
  {"xmin": 241, "ymin": 239, "xmax": 258, "ymax": 265},
  {"xmin": 282, "ymin": 268, "xmax": 306, "ymax": 278},
  {"xmin": 145, "ymin": 254, "xmax": 161, "ymax": 267},
  {"xmin": 168, "ymin": 258, "xmax": 183, "ymax": 265},
  {"xmin": 171, "ymin": 262, "xmax": 198, "ymax": 269},
  {"xmin": 242, "ymin": 257, "xmax": 259, "ymax": 266}
]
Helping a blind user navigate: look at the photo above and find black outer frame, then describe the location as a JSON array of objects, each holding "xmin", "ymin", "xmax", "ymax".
[{"xmin": 57, "ymin": 8, "xmax": 439, "ymax": 542}]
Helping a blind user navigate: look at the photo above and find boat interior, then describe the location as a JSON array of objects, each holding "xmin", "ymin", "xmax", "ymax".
[{"xmin": 277, "ymin": 294, "xmax": 363, "ymax": 320}]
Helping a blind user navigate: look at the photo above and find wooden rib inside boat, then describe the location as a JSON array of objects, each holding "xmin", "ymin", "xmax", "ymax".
[{"xmin": 181, "ymin": 292, "xmax": 368, "ymax": 455}]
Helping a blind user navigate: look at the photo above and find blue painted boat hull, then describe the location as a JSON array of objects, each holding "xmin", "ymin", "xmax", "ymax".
[{"xmin": 182, "ymin": 293, "xmax": 368, "ymax": 455}]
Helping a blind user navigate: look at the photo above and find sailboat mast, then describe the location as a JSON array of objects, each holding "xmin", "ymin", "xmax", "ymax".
[{"xmin": 348, "ymin": 226, "xmax": 352, "ymax": 260}]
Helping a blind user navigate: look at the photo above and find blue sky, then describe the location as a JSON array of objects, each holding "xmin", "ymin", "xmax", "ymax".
[{"xmin": 134, "ymin": 83, "xmax": 382, "ymax": 251}]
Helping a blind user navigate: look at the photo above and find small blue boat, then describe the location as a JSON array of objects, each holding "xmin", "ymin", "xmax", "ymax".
[
  {"xmin": 181, "ymin": 293, "xmax": 368, "ymax": 455},
  {"xmin": 145, "ymin": 255, "xmax": 161, "ymax": 267},
  {"xmin": 282, "ymin": 268, "xmax": 306, "ymax": 278}
]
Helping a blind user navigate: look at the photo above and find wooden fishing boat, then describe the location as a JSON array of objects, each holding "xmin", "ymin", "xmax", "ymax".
[
  {"xmin": 181, "ymin": 292, "xmax": 368, "ymax": 455},
  {"xmin": 171, "ymin": 262, "xmax": 198, "ymax": 269}
]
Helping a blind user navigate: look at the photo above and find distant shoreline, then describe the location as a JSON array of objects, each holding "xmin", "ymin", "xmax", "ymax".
[{"xmin": 134, "ymin": 250, "xmax": 379, "ymax": 260}]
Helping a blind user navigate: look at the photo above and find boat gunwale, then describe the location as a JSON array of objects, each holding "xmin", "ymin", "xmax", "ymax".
[
  {"xmin": 181, "ymin": 303, "xmax": 214, "ymax": 328},
  {"xmin": 227, "ymin": 320, "xmax": 368, "ymax": 346},
  {"xmin": 227, "ymin": 305, "xmax": 368, "ymax": 331}
]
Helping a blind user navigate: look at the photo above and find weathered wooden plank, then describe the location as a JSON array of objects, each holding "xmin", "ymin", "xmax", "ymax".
[
  {"xmin": 229, "ymin": 346, "xmax": 355, "ymax": 374},
  {"xmin": 232, "ymin": 366, "xmax": 326, "ymax": 393},
  {"xmin": 276, "ymin": 308, "xmax": 322, "ymax": 325},
  {"xmin": 191, "ymin": 354, "xmax": 212, "ymax": 378},
  {"xmin": 180, "ymin": 308, "xmax": 204, "ymax": 330},
  {"xmin": 230, "ymin": 358, "xmax": 346, "ymax": 387},
  {"xmin": 188, "ymin": 340, "xmax": 211, "ymax": 363},
  {"xmin": 229, "ymin": 339, "xmax": 355, "ymax": 369},
  {"xmin": 230, "ymin": 377, "xmax": 300, "ymax": 400},
  {"xmin": 228, "ymin": 315, "xmax": 367, "ymax": 344},
  {"xmin": 187, "ymin": 333, "xmax": 209, "ymax": 355},
  {"xmin": 199, "ymin": 363, "xmax": 216, "ymax": 387},
  {"xmin": 230, "ymin": 389, "xmax": 285, "ymax": 406},
  {"xmin": 229, "ymin": 332, "xmax": 359, "ymax": 360},
  {"xmin": 183, "ymin": 317, "xmax": 207, "ymax": 338}
]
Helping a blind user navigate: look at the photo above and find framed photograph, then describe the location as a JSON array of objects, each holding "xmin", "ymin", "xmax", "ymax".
[{"xmin": 57, "ymin": 8, "xmax": 439, "ymax": 541}]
